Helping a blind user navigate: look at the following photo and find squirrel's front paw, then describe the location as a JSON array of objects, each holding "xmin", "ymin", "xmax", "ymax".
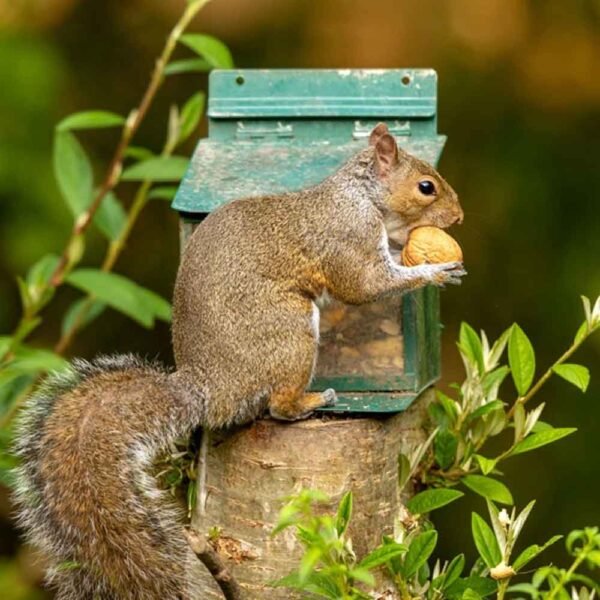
[{"xmin": 424, "ymin": 261, "xmax": 467, "ymax": 287}]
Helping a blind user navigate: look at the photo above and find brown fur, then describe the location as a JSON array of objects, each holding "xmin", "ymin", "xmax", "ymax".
[{"xmin": 14, "ymin": 124, "xmax": 464, "ymax": 599}]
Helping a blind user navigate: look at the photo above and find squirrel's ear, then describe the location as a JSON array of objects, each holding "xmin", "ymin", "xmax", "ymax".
[
  {"xmin": 374, "ymin": 133, "xmax": 399, "ymax": 177},
  {"xmin": 369, "ymin": 122, "xmax": 390, "ymax": 146}
]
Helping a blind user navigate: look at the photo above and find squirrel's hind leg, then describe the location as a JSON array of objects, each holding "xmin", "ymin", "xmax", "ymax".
[{"xmin": 269, "ymin": 387, "xmax": 336, "ymax": 421}]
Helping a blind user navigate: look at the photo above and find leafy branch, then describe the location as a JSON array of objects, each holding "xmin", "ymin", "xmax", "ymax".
[
  {"xmin": 413, "ymin": 295, "xmax": 600, "ymax": 502},
  {"xmin": 0, "ymin": 0, "xmax": 232, "ymax": 433},
  {"xmin": 1, "ymin": 0, "xmax": 214, "ymax": 361}
]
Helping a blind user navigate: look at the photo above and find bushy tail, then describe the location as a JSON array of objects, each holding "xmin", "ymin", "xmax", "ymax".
[{"xmin": 12, "ymin": 355, "xmax": 205, "ymax": 600}]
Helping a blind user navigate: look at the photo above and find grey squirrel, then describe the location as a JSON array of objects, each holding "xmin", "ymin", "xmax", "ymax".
[{"xmin": 13, "ymin": 123, "xmax": 465, "ymax": 599}]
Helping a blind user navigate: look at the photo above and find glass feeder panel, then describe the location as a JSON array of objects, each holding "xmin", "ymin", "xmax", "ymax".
[{"xmin": 316, "ymin": 295, "xmax": 404, "ymax": 378}]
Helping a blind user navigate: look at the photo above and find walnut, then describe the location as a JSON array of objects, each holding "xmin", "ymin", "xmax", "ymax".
[{"xmin": 401, "ymin": 226, "xmax": 463, "ymax": 266}]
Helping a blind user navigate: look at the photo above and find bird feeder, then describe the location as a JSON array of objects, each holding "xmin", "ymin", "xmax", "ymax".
[{"xmin": 172, "ymin": 69, "xmax": 446, "ymax": 414}]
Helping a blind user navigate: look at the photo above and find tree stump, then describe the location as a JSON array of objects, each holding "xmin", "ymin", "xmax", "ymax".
[{"xmin": 190, "ymin": 389, "xmax": 432, "ymax": 598}]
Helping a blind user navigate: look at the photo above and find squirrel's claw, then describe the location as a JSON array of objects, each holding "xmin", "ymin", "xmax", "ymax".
[{"xmin": 427, "ymin": 261, "xmax": 467, "ymax": 287}]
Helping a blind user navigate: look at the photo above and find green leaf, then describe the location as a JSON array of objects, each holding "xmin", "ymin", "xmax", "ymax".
[
  {"xmin": 474, "ymin": 455, "xmax": 497, "ymax": 476},
  {"xmin": 398, "ymin": 452, "xmax": 411, "ymax": 490},
  {"xmin": 552, "ymin": 364, "xmax": 590, "ymax": 392},
  {"xmin": 165, "ymin": 58, "xmax": 212, "ymax": 76},
  {"xmin": 295, "ymin": 525, "xmax": 320, "ymax": 547},
  {"xmin": 429, "ymin": 401, "xmax": 452, "ymax": 429},
  {"xmin": 0, "ymin": 336, "xmax": 12, "ymax": 358},
  {"xmin": 566, "ymin": 529, "xmax": 586, "ymax": 554},
  {"xmin": 511, "ymin": 428, "xmax": 577, "ymax": 455},
  {"xmin": 65, "ymin": 269, "xmax": 168, "ymax": 328},
  {"xmin": 481, "ymin": 367, "xmax": 510, "ymax": 400},
  {"xmin": 0, "ymin": 368, "xmax": 29, "ymax": 398},
  {"xmin": 513, "ymin": 536, "xmax": 562, "ymax": 571},
  {"xmin": 148, "ymin": 186, "xmax": 178, "ymax": 201},
  {"xmin": 471, "ymin": 513, "xmax": 502, "ymax": 568},
  {"xmin": 436, "ymin": 390, "xmax": 459, "ymax": 426},
  {"xmin": 26, "ymin": 254, "xmax": 59, "ymax": 292},
  {"xmin": 186, "ymin": 480, "xmax": 197, "ymax": 518},
  {"xmin": 348, "ymin": 567, "xmax": 375, "ymax": 587},
  {"xmin": 446, "ymin": 576, "xmax": 497, "ymax": 599},
  {"xmin": 271, "ymin": 505, "xmax": 300, "ymax": 535},
  {"xmin": 462, "ymin": 589, "xmax": 483, "ymax": 600},
  {"xmin": 121, "ymin": 156, "xmax": 189, "ymax": 182},
  {"xmin": 179, "ymin": 92, "xmax": 206, "ymax": 143},
  {"xmin": 402, "ymin": 530, "xmax": 437, "ymax": 578},
  {"xmin": 358, "ymin": 542, "xmax": 407, "ymax": 570},
  {"xmin": 124, "ymin": 146, "xmax": 155, "ymax": 161},
  {"xmin": 585, "ymin": 551, "xmax": 600, "ymax": 568},
  {"xmin": 136, "ymin": 287, "xmax": 172, "ymax": 323},
  {"xmin": 299, "ymin": 546, "xmax": 322, "ymax": 584},
  {"xmin": 336, "ymin": 491, "xmax": 352, "ymax": 536},
  {"xmin": 467, "ymin": 400, "xmax": 505, "ymax": 423},
  {"xmin": 487, "ymin": 328, "xmax": 511, "ymax": 370},
  {"xmin": 16, "ymin": 276, "xmax": 33, "ymax": 312},
  {"xmin": 507, "ymin": 582, "xmax": 540, "ymax": 597},
  {"xmin": 56, "ymin": 110, "xmax": 125, "ymax": 132},
  {"xmin": 273, "ymin": 571, "xmax": 340, "ymax": 598},
  {"xmin": 9, "ymin": 346, "xmax": 68, "ymax": 374},
  {"xmin": 463, "ymin": 475, "xmax": 513, "ymax": 505},
  {"xmin": 434, "ymin": 429, "xmax": 458, "ymax": 470},
  {"xmin": 508, "ymin": 325, "xmax": 536, "ymax": 396},
  {"xmin": 61, "ymin": 298, "xmax": 107, "ymax": 336},
  {"xmin": 53, "ymin": 131, "xmax": 94, "ymax": 216},
  {"xmin": 459, "ymin": 322, "xmax": 484, "ymax": 373},
  {"xmin": 486, "ymin": 500, "xmax": 507, "ymax": 553},
  {"xmin": 180, "ymin": 34, "xmax": 234, "ymax": 68},
  {"xmin": 406, "ymin": 489, "xmax": 464, "ymax": 515},
  {"xmin": 443, "ymin": 554, "xmax": 466, "ymax": 589},
  {"xmin": 93, "ymin": 191, "xmax": 127, "ymax": 241},
  {"xmin": 531, "ymin": 420, "xmax": 553, "ymax": 433}
]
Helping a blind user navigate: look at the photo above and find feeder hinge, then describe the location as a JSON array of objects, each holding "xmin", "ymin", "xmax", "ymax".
[{"xmin": 236, "ymin": 121, "xmax": 294, "ymax": 140}]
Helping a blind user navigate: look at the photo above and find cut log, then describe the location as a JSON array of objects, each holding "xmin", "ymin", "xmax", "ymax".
[{"xmin": 190, "ymin": 389, "xmax": 433, "ymax": 598}]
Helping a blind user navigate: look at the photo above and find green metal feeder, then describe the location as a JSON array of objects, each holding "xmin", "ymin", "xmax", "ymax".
[{"xmin": 172, "ymin": 68, "xmax": 446, "ymax": 414}]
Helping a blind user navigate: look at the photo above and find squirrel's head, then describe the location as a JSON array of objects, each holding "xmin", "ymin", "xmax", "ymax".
[{"xmin": 369, "ymin": 123, "xmax": 463, "ymax": 246}]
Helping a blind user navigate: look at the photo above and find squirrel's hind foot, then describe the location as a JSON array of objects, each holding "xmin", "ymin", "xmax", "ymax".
[{"xmin": 269, "ymin": 388, "xmax": 337, "ymax": 421}]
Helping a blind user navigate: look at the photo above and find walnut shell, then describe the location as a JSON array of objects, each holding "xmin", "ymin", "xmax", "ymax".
[{"xmin": 401, "ymin": 226, "xmax": 463, "ymax": 266}]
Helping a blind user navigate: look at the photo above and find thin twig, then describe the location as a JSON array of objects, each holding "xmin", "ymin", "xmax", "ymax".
[{"xmin": 184, "ymin": 527, "xmax": 244, "ymax": 600}]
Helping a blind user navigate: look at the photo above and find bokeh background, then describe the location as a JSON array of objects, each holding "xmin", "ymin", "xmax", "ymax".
[{"xmin": 0, "ymin": 0, "xmax": 599, "ymax": 597}]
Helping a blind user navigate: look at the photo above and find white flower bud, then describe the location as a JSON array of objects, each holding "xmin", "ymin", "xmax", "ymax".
[
  {"xmin": 490, "ymin": 561, "xmax": 516, "ymax": 580},
  {"xmin": 498, "ymin": 508, "xmax": 511, "ymax": 527}
]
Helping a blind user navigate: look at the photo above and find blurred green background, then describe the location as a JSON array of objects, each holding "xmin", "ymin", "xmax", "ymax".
[{"xmin": 0, "ymin": 0, "xmax": 598, "ymax": 597}]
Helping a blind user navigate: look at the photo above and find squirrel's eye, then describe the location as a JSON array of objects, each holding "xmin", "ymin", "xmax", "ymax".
[{"xmin": 418, "ymin": 180, "xmax": 436, "ymax": 196}]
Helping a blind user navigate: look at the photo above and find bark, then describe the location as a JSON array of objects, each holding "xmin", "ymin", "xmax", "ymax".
[{"xmin": 190, "ymin": 389, "xmax": 433, "ymax": 598}]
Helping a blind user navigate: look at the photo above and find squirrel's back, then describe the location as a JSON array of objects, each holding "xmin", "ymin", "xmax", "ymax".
[{"xmin": 13, "ymin": 355, "xmax": 204, "ymax": 600}]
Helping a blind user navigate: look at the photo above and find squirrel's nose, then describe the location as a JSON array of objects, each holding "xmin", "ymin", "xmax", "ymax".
[{"xmin": 455, "ymin": 209, "xmax": 464, "ymax": 225}]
